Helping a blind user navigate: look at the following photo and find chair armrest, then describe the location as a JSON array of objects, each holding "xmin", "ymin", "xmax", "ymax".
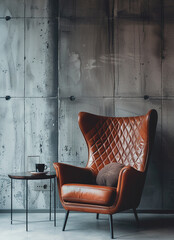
[
  {"xmin": 116, "ymin": 166, "xmax": 145, "ymax": 211},
  {"xmin": 53, "ymin": 162, "xmax": 95, "ymax": 186}
]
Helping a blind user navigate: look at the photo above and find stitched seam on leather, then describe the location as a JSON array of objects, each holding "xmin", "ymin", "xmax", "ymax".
[
  {"xmin": 87, "ymin": 116, "xmax": 146, "ymax": 173},
  {"xmin": 91, "ymin": 120, "xmax": 107, "ymax": 170},
  {"xmin": 63, "ymin": 197, "xmax": 113, "ymax": 204},
  {"xmin": 63, "ymin": 201, "xmax": 114, "ymax": 210},
  {"xmin": 89, "ymin": 119, "xmax": 108, "ymax": 148},
  {"xmin": 96, "ymin": 120, "xmax": 122, "ymax": 169},
  {"xmin": 89, "ymin": 119, "xmax": 122, "ymax": 170},
  {"xmin": 93, "ymin": 119, "xmax": 120, "ymax": 166},
  {"xmin": 92, "ymin": 119, "xmax": 115, "ymax": 170},
  {"xmin": 98, "ymin": 122, "xmax": 119, "ymax": 167},
  {"xmin": 62, "ymin": 186, "xmax": 116, "ymax": 192},
  {"xmin": 126, "ymin": 117, "xmax": 144, "ymax": 168}
]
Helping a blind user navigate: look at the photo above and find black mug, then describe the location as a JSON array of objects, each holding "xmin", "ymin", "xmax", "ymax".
[{"xmin": 36, "ymin": 163, "xmax": 47, "ymax": 172}]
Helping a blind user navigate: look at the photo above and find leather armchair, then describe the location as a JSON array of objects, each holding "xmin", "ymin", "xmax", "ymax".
[{"xmin": 54, "ymin": 109, "xmax": 157, "ymax": 238}]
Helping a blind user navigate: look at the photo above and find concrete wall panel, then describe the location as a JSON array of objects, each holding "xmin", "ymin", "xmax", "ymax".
[
  {"xmin": 163, "ymin": 19, "xmax": 174, "ymax": 96},
  {"xmin": 162, "ymin": 100, "xmax": 174, "ymax": 209},
  {"xmin": 25, "ymin": 98, "xmax": 58, "ymax": 167},
  {"xmin": 114, "ymin": 99, "xmax": 162, "ymax": 209},
  {"xmin": 116, "ymin": 18, "xmax": 142, "ymax": 96},
  {"xmin": 0, "ymin": 99, "xmax": 24, "ymax": 209},
  {"xmin": 58, "ymin": 98, "xmax": 114, "ymax": 167},
  {"xmin": 164, "ymin": 0, "xmax": 174, "ymax": 20},
  {"xmin": 0, "ymin": 0, "xmax": 24, "ymax": 17},
  {"xmin": 116, "ymin": 0, "xmax": 146, "ymax": 18},
  {"xmin": 138, "ymin": 22, "xmax": 161, "ymax": 96},
  {"xmin": 116, "ymin": 18, "xmax": 161, "ymax": 96},
  {"xmin": 25, "ymin": 18, "xmax": 58, "ymax": 97},
  {"xmin": 112, "ymin": 0, "xmax": 161, "ymax": 20},
  {"xmin": 0, "ymin": 0, "xmax": 58, "ymax": 210},
  {"xmin": 25, "ymin": 0, "xmax": 58, "ymax": 18},
  {"xmin": 0, "ymin": 19, "xmax": 24, "ymax": 97},
  {"xmin": 59, "ymin": 0, "xmax": 114, "ymax": 19},
  {"xmin": 59, "ymin": 19, "xmax": 115, "ymax": 98},
  {"xmin": 25, "ymin": 98, "xmax": 58, "ymax": 209},
  {"xmin": 59, "ymin": 0, "xmax": 161, "ymax": 20}
]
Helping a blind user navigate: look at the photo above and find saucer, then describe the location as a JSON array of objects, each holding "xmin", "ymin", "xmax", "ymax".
[{"xmin": 30, "ymin": 171, "xmax": 49, "ymax": 175}]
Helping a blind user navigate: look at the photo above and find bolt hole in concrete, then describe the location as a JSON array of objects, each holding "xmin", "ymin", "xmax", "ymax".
[
  {"xmin": 5, "ymin": 96, "xmax": 11, "ymax": 100},
  {"xmin": 5, "ymin": 16, "xmax": 11, "ymax": 21},
  {"xmin": 70, "ymin": 96, "xmax": 75, "ymax": 101},
  {"xmin": 144, "ymin": 95, "xmax": 149, "ymax": 100}
]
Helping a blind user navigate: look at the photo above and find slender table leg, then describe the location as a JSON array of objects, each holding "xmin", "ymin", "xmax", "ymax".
[
  {"xmin": 49, "ymin": 178, "xmax": 51, "ymax": 221},
  {"xmin": 11, "ymin": 179, "xmax": 13, "ymax": 224},
  {"xmin": 54, "ymin": 177, "xmax": 56, "ymax": 226},
  {"xmin": 26, "ymin": 179, "xmax": 28, "ymax": 231}
]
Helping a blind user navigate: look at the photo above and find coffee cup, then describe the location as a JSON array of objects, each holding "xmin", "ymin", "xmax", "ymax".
[{"xmin": 36, "ymin": 163, "xmax": 47, "ymax": 172}]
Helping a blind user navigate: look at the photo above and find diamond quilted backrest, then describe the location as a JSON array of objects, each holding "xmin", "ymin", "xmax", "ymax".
[{"xmin": 78, "ymin": 110, "xmax": 157, "ymax": 176}]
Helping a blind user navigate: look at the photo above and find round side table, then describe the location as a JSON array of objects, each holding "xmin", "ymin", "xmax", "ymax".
[{"xmin": 8, "ymin": 172, "xmax": 56, "ymax": 231}]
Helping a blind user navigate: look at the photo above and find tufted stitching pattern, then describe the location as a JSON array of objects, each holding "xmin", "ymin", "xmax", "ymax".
[{"xmin": 85, "ymin": 116, "xmax": 148, "ymax": 175}]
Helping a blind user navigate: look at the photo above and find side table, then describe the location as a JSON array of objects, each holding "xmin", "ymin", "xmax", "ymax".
[{"xmin": 8, "ymin": 172, "xmax": 56, "ymax": 231}]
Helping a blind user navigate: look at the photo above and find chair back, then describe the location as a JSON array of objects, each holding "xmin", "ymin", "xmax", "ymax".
[{"xmin": 78, "ymin": 110, "xmax": 157, "ymax": 175}]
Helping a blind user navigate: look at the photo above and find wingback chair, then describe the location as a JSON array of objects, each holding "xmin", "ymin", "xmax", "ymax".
[{"xmin": 53, "ymin": 109, "xmax": 158, "ymax": 238}]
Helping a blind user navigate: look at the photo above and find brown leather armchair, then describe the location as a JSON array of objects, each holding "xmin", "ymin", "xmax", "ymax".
[{"xmin": 54, "ymin": 109, "xmax": 157, "ymax": 238}]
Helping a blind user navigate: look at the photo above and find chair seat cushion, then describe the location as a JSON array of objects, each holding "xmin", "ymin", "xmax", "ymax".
[
  {"xmin": 96, "ymin": 162, "xmax": 124, "ymax": 187},
  {"xmin": 61, "ymin": 183, "xmax": 116, "ymax": 206}
]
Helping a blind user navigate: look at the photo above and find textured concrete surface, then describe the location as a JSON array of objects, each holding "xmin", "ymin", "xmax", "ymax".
[
  {"xmin": 25, "ymin": 18, "xmax": 58, "ymax": 97},
  {"xmin": 0, "ymin": 0, "xmax": 58, "ymax": 210},
  {"xmin": 0, "ymin": 19, "xmax": 24, "ymax": 97},
  {"xmin": 1, "ymin": 213, "xmax": 174, "ymax": 240},
  {"xmin": 1, "ymin": 0, "xmax": 174, "ymax": 212},
  {"xmin": 57, "ymin": 0, "xmax": 170, "ymax": 211}
]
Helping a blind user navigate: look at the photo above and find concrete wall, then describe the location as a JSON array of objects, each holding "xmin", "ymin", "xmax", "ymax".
[
  {"xmin": 0, "ymin": 0, "xmax": 174, "ymax": 211},
  {"xmin": 58, "ymin": 0, "xmax": 174, "ymax": 211},
  {"xmin": 0, "ymin": 0, "xmax": 58, "ymax": 210}
]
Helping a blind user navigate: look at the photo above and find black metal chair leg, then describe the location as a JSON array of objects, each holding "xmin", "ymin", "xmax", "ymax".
[
  {"xmin": 109, "ymin": 214, "xmax": 114, "ymax": 239},
  {"xmin": 133, "ymin": 208, "xmax": 139, "ymax": 226},
  {"xmin": 62, "ymin": 210, "xmax": 70, "ymax": 231},
  {"xmin": 96, "ymin": 213, "xmax": 99, "ymax": 219}
]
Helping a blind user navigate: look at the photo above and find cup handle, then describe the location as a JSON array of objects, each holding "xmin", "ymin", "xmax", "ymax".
[{"xmin": 44, "ymin": 165, "xmax": 48, "ymax": 170}]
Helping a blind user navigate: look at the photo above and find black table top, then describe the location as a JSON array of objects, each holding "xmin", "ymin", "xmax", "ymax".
[{"xmin": 8, "ymin": 172, "xmax": 56, "ymax": 180}]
